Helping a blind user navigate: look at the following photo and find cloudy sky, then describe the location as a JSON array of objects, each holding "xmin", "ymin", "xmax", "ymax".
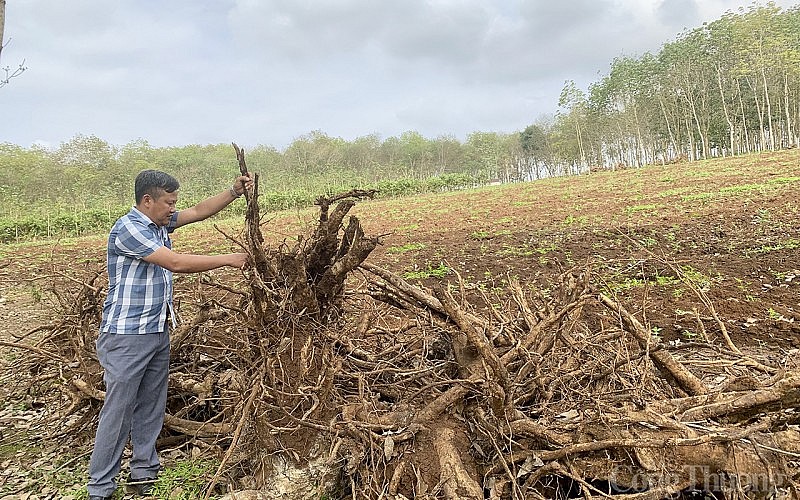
[{"xmin": 2, "ymin": 0, "xmax": 797, "ymax": 151}]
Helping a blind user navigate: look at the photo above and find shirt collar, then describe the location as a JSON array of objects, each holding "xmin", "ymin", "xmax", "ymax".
[{"xmin": 130, "ymin": 206, "xmax": 158, "ymax": 228}]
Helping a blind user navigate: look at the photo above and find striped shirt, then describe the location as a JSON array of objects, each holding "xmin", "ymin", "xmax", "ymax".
[{"xmin": 100, "ymin": 207, "xmax": 179, "ymax": 334}]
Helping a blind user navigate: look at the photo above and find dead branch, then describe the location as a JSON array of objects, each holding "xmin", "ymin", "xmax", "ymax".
[{"xmin": 598, "ymin": 292, "xmax": 708, "ymax": 396}]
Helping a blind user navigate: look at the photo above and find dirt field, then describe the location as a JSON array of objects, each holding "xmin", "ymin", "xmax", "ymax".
[{"xmin": 1, "ymin": 149, "xmax": 800, "ymax": 498}]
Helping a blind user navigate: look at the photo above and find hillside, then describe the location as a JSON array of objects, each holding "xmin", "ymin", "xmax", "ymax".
[{"xmin": 1, "ymin": 149, "xmax": 800, "ymax": 498}]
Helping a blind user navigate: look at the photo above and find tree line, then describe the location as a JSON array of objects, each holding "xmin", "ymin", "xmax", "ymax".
[
  {"xmin": 0, "ymin": 133, "xmax": 520, "ymax": 242},
  {"xmin": 0, "ymin": 130, "xmax": 527, "ymax": 213},
  {"xmin": 1, "ymin": 2, "xmax": 797, "ymax": 241},
  {"xmin": 552, "ymin": 2, "xmax": 800, "ymax": 168}
]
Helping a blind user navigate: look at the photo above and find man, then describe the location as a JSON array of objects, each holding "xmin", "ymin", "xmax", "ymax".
[{"xmin": 87, "ymin": 169, "xmax": 252, "ymax": 500}]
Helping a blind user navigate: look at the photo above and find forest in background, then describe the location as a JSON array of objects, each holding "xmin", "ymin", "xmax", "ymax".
[{"xmin": 1, "ymin": 2, "xmax": 798, "ymax": 242}]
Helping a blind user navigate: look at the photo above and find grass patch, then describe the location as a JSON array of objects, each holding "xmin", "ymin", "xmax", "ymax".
[
  {"xmin": 604, "ymin": 272, "xmax": 680, "ymax": 292},
  {"xmin": 149, "ymin": 459, "xmax": 219, "ymax": 499},
  {"xmin": 678, "ymin": 265, "xmax": 715, "ymax": 290},
  {"xmin": 766, "ymin": 176, "xmax": 800, "ymax": 185},
  {"xmin": 658, "ymin": 186, "xmax": 696, "ymax": 197},
  {"xmin": 403, "ymin": 263, "xmax": 449, "ymax": 280},
  {"xmin": 681, "ymin": 192, "xmax": 715, "ymax": 202},
  {"xmin": 562, "ymin": 214, "xmax": 589, "ymax": 226},
  {"xmin": 744, "ymin": 238, "xmax": 800, "ymax": 256},
  {"xmin": 719, "ymin": 183, "xmax": 763, "ymax": 194},
  {"xmin": 387, "ymin": 242, "xmax": 426, "ymax": 254},
  {"xmin": 624, "ymin": 204, "xmax": 660, "ymax": 214}
]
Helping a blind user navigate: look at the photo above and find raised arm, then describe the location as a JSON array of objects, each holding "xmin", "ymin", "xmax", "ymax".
[{"xmin": 175, "ymin": 175, "xmax": 252, "ymax": 228}]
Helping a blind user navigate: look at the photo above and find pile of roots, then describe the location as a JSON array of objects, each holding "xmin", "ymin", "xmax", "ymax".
[{"xmin": 3, "ymin": 146, "xmax": 800, "ymax": 499}]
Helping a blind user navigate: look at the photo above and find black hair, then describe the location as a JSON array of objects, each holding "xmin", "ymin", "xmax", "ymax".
[{"xmin": 134, "ymin": 170, "xmax": 180, "ymax": 204}]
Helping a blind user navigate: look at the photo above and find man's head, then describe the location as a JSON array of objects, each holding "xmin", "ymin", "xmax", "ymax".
[
  {"xmin": 135, "ymin": 170, "xmax": 180, "ymax": 226},
  {"xmin": 135, "ymin": 170, "xmax": 180, "ymax": 204}
]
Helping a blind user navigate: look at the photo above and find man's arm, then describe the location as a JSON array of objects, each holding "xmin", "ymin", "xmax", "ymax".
[
  {"xmin": 144, "ymin": 246, "xmax": 248, "ymax": 273},
  {"xmin": 175, "ymin": 175, "xmax": 252, "ymax": 228}
]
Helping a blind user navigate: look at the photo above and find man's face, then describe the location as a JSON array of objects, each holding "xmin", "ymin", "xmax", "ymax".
[{"xmin": 141, "ymin": 189, "xmax": 178, "ymax": 226}]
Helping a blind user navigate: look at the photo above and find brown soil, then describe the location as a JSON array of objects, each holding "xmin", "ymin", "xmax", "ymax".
[
  {"xmin": 1, "ymin": 149, "xmax": 800, "ymax": 498},
  {"xmin": 4, "ymin": 151, "xmax": 800, "ymax": 353}
]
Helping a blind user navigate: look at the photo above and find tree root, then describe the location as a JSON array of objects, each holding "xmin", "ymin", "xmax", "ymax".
[{"xmin": 4, "ymin": 148, "xmax": 798, "ymax": 499}]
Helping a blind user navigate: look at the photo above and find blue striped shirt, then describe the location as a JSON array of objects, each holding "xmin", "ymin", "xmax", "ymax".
[{"xmin": 100, "ymin": 207, "xmax": 179, "ymax": 334}]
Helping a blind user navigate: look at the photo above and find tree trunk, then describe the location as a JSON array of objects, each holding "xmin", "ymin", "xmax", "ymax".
[
  {"xmin": 784, "ymin": 73, "xmax": 794, "ymax": 148},
  {"xmin": 0, "ymin": 0, "xmax": 6, "ymax": 62},
  {"xmin": 716, "ymin": 64, "xmax": 736, "ymax": 156},
  {"xmin": 761, "ymin": 65, "xmax": 775, "ymax": 150},
  {"xmin": 737, "ymin": 79, "xmax": 751, "ymax": 154}
]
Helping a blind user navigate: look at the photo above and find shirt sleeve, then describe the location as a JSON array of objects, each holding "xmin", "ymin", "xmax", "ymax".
[{"xmin": 113, "ymin": 220, "xmax": 162, "ymax": 259}]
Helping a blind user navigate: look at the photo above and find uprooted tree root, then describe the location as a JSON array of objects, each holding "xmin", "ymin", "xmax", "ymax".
[{"xmin": 3, "ymin": 147, "xmax": 800, "ymax": 499}]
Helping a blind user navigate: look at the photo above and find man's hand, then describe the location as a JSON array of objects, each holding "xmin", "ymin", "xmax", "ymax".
[
  {"xmin": 176, "ymin": 174, "xmax": 256, "ymax": 228},
  {"xmin": 232, "ymin": 174, "xmax": 254, "ymax": 197},
  {"xmin": 229, "ymin": 253, "xmax": 250, "ymax": 269}
]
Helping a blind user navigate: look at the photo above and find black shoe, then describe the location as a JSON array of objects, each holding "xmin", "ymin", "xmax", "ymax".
[
  {"xmin": 126, "ymin": 475, "xmax": 157, "ymax": 496},
  {"xmin": 88, "ymin": 496, "xmax": 112, "ymax": 500}
]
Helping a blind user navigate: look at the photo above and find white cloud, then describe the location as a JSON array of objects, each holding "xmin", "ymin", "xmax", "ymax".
[{"xmin": 2, "ymin": 0, "xmax": 797, "ymax": 149}]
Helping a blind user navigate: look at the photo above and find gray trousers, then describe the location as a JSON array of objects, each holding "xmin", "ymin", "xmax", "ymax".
[{"xmin": 87, "ymin": 330, "xmax": 170, "ymax": 497}]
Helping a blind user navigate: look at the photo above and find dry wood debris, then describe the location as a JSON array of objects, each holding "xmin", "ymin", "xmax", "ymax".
[{"xmin": 2, "ymin": 146, "xmax": 799, "ymax": 499}]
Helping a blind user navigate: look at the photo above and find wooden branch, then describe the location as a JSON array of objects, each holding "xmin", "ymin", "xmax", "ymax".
[
  {"xmin": 433, "ymin": 425, "xmax": 483, "ymax": 499},
  {"xmin": 435, "ymin": 285, "xmax": 510, "ymax": 414},
  {"xmin": 70, "ymin": 378, "xmax": 233, "ymax": 437},
  {"xmin": 0, "ymin": 340, "xmax": 68, "ymax": 364},
  {"xmin": 307, "ymin": 200, "xmax": 355, "ymax": 278},
  {"xmin": 361, "ymin": 263, "xmax": 487, "ymax": 328},
  {"xmin": 649, "ymin": 371, "xmax": 800, "ymax": 422},
  {"xmin": 204, "ymin": 381, "xmax": 261, "ymax": 500},
  {"xmin": 413, "ymin": 384, "xmax": 471, "ymax": 426},
  {"xmin": 493, "ymin": 431, "xmax": 743, "ymax": 475},
  {"xmin": 508, "ymin": 418, "xmax": 568, "ymax": 448},
  {"xmin": 598, "ymin": 293, "xmax": 708, "ymax": 396},
  {"xmin": 231, "ymin": 142, "xmax": 250, "ymax": 202}
]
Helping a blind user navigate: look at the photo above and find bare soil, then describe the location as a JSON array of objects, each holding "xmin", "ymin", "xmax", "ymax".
[{"xmin": 1, "ymin": 149, "xmax": 800, "ymax": 498}]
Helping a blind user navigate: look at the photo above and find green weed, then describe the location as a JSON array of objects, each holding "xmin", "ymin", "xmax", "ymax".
[
  {"xmin": 403, "ymin": 263, "xmax": 449, "ymax": 280},
  {"xmin": 605, "ymin": 277, "xmax": 645, "ymax": 292},
  {"xmin": 387, "ymin": 242, "xmax": 426, "ymax": 253},
  {"xmin": 563, "ymin": 214, "xmax": 588, "ymax": 226},
  {"xmin": 624, "ymin": 204, "xmax": 659, "ymax": 214},
  {"xmin": 681, "ymin": 192, "xmax": 714, "ymax": 202},
  {"xmin": 654, "ymin": 274, "xmax": 678, "ymax": 286},
  {"xmin": 658, "ymin": 186, "xmax": 694, "ymax": 197},
  {"xmin": 148, "ymin": 459, "xmax": 219, "ymax": 500},
  {"xmin": 719, "ymin": 183, "xmax": 763, "ymax": 194},
  {"xmin": 639, "ymin": 237, "xmax": 658, "ymax": 248},
  {"xmin": 745, "ymin": 238, "xmax": 800, "ymax": 256},
  {"xmin": 766, "ymin": 176, "xmax": 800, "ymax": 184},
  {"xmin": 28, "ymin": 284, "xmax": 44, "ymax": 303},
  {"xmin": 679, "ymin": 266, "xmax": 714, "ymax": 290}
]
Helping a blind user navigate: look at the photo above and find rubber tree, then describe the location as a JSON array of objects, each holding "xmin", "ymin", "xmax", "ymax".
[
  {"xmin": 519, "ymin": 123, "xmax": 549, "ymax": 180},
  {"xmin": 557, "ymin": 80, "xmax": 588, "ymax": 170}
]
